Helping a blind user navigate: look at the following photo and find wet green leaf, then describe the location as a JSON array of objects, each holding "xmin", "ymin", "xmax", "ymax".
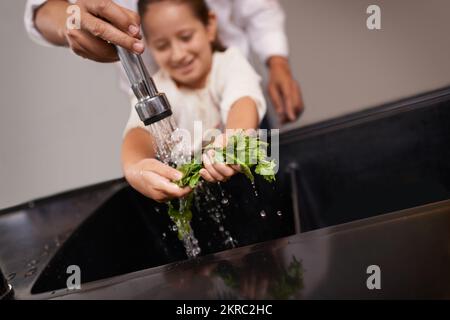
[{"xmin": 167, "ymin": 133, "xmax": 277, "ymax": 240}]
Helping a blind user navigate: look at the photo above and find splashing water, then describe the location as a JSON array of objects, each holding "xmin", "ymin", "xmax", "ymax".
[
  {"xmin": 183, "ymin": 231, "xmax": 201, "ymax": 258},
  {"xmin": 148, "ymin": 116, "xmax": 201, "ymax": 258},
  {"xmin": 224, "ymin": 235, "xmax": 237, "ymax": 249},
  {"xmin": 147, "ymin": 117, "xmax": 246, "ymax": 257},
  {"xmin": 251, "ymin": 181, "xmax": 259, "ymax": 197},
  {"xmin": 195, "ymin": 182, "xmax": 238, "ymax": 248},
  {"xmin": 148, "ymin": 117, "xmax": 190, "ymax": 165}
]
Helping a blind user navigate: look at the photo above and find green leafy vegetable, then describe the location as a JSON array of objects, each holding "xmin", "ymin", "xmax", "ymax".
[{"xmin": 166, "ymin": 132, "xmax": 277, "ymax": 240}]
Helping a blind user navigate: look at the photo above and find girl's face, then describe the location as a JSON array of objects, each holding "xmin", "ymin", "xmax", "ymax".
[{"xmin": 143, "ymin": 2, "xmax": 217, "ymax": 89}]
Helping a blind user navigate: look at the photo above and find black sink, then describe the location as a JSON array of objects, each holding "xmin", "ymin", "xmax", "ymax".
[
  {"xmin": 280, "ymin": 88, "xmax": 450, "ymax": 231},
  {"xmin": 31, "ymin": 175, "xmax": 295, "ymax": 294},
  {"xmin": 2, "ymin": 87, "xmax": 450, "ymax": 298}
]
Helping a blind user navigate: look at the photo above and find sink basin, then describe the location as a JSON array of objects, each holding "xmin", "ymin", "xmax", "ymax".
[
  {"xmin": 1, "ymin": 86, "xmax": 450, "ymax": 299},
  {"xmin": 281, "ymin": 88, "xmax": 450, "ymax": 230},
  {"xmin": 31, "ymin": 174, "xmax": 295, "ymax": 294}
]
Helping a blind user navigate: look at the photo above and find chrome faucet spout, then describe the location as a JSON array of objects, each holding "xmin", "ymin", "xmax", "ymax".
[{"xmin": 116, "ymin": 46, "xmax": 172, "ymax": 126}]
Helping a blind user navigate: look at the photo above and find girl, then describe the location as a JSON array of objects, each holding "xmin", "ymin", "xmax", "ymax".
[{"xmin": 122, "ymin": 0, "xmax": 267, "ymax": 202}]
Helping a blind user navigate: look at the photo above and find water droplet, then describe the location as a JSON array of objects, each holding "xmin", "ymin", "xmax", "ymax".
[
  {"xmin": 260, "ymin": 210, "xmax": 266, "ymax": 218},
  {"xmin": 25, "ymin": 267, "xmax": 37, "ymax": 278},
  {"xmin": 277, "ymin": 210, "xmax": 282, "ymax": 216},
  {"xmin": 27, "ymin": 260, "xmax": 38, "ymax": 267},
  {"xmin": 225, "ymin": 231, "xmax": 230, "ymax": 236},
  {"xmin": 155, "ymin": 207, "xmax": 160, "ymax": 213},
  {"xmin": 162, "ymin": 232, "xmax": 167, "ymax": 239},
  {"xmin": 221, "ymin": 198, "xmax": 229, "ymax": 205},
  {"xmin": 251, "ymin": 182, "xmax": 259, "ymax": 197},
  {"xmin": 219, "ymin": 226, "xmax": 224, "ymax": 232},
  {"xmin": 224, "ymin": 236, "xmax": 237, "ymax": 248},
  {"xmin": 172, "ymin": 225, "xmax": 178, "ymax": 232},
  {"xmin": 54, "ymin": 236, "xmax": 62, "ymax": 247}
]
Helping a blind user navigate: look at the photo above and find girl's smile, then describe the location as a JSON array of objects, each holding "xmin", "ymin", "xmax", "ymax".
[
  {"xmin": 142, "ymin": 1, "xmax": 217, "ymax": 89},
  {"xmin": 173, "ymin": 57, "xmax": 196, "ymax": 75}
]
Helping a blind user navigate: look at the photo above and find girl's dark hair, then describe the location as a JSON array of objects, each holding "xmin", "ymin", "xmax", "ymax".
[{"xmin": 137, "ymin": 0, "xmax": 226, "ymax": 52}]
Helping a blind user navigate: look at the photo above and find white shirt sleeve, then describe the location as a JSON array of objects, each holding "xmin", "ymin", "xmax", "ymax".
[
  {"xmin": 24, "ymin": 0, "xmax": 54, "ymax": 47},
  {"xmin": 24, "ymin": 0, "xmax": 79, "ymax": 46},
  {"xmin": 215, "ymin": 48, "xmax": 267, "ymax": 125},
  {"xmin": 233, "ymin": 0, "xmax": 289, "ymax": 63}
]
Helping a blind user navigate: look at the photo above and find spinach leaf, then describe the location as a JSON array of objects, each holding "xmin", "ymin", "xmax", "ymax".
[{"xmin": 166, "ymin": 132, "xmax": 277, "ymax": 241}]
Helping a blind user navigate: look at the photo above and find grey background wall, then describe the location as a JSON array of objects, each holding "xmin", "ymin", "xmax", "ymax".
[
  {"xmin": 281, "ymin": 0, "xmax": 450, "ymax": 131},
  {"xmin": 1, "ymin": 0, "xmax": 450, "ymax": 209}
]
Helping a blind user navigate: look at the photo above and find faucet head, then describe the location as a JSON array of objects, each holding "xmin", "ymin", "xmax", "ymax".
[
  {"xmin": 116, "ymin": 46, "xmax": 173, "ymax": 126},
  {"xmin": 135, "ymin": 93, "xmax": 173, "ymax": 126}
]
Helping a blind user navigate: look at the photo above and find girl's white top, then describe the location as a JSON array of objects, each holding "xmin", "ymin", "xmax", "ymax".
[{"xmin": 123, "ymin": 47, "xmax": 266, "ymax": 153}]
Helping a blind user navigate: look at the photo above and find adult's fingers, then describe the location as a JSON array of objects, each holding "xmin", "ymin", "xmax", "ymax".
[
  {"xmin": 292, "ymin": 81, "xmax": 304, "ymax": 115},
  {"xmin": 66, "ymin": 29, "xmax": 118, "ymax": 62},
  {"xmin": 122, "ymin": 7, "xmax": 143, "ymax": 37},
  {"xmin": 80, "ymin": 11, "xmax": 144, "ymax": 54},
  {"xmin": 65, "ymin": 32, "xmax": 89, "ymax": 59},
  {"xmin": 268, "ymin": 83, "xmax": 286, "ymax": 123},
  {"xmin": 82, "ymin": 0, "xmax": 141, "ymax": 36},
  {"xmin": 280, "ymin": 80, "xmax": 296, "ymax": 122}
]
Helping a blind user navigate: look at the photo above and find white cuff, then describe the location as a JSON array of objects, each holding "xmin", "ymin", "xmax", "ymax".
[
  {"xmin": 24, "ymin": 0, "xmax": 56, "ymax": 47},
  {"xmin": 251, "ymin": 31, "xmax": 289, "ymax": 64}
]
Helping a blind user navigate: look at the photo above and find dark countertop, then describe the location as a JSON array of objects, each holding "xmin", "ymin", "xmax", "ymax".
[{"xmin": 1, "ymin": 180, "xmax": 449, "ymax": 299}]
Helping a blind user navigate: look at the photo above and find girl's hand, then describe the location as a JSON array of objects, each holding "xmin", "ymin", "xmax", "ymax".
[
  {"xmin": 200, "ymin": 133, "xmax": 241, "ymax": 183},
  {"xmin": 124, "ymin": 158, "xmax": 191, "ymax": 203}
]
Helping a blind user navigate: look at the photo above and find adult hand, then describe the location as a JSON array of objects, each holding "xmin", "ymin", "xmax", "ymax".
[
  {"xmin": 267, "ymin": 56, "xmax": 304, "ymax": 123},
  {"xmin": 124, "ymin": 158, "xmax": 191, "ymax": 203},
  {"xmin": 37, "ymin": 0, "xmax": 145, "ymax": 62}
]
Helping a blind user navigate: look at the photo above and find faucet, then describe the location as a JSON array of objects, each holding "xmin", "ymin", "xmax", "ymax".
[{"xmin": 116, "ymin": 46, "xmax": 172, "ymax": 126}]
